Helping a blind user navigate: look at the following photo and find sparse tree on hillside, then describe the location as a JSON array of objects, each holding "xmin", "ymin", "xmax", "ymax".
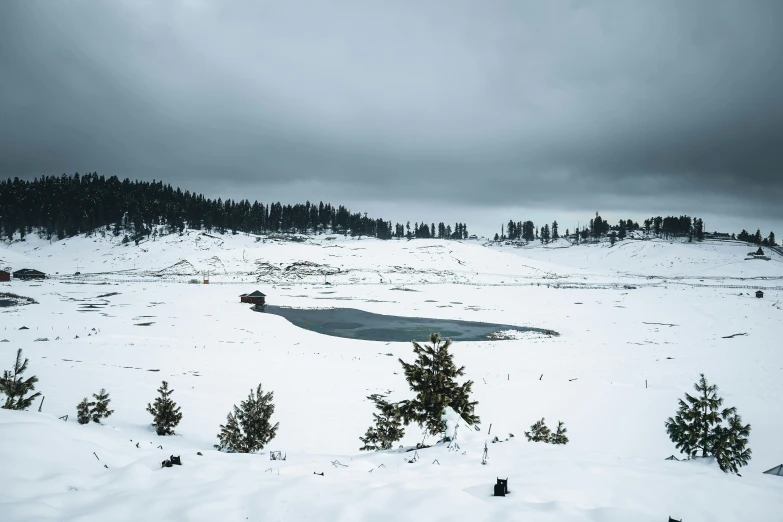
[
  {"xmin": 215, "ymin": 383, "xmax": 278, "ymax": 453},
  {"xmin": 549, "ymin": 421, "xmax": 569, "ymax": 445},
  {"xmin": 0, "ymin": 349, "xmax": 41, "ymax": 410},
  {"xmin": 525, "ymin": 418, "xmax": 551, "ymax": 442},
  {"xmin": 665, "ymin": 374, "xmax": 751, "ymax": 474},
  {"xmin": 359, "ymin": 394, "xmax": 405, "ymax": 451},
  {"xmin": 398, "ymin": 333, "xmax": 479, "ymax": 438},
  {"xmin": 77, "ymin": 397, "xmax": 94, "ymax": 424},
  {"xmin": 90, "ymin": 389, "xmax": 114, "ymax": 423},
  {"xmin": 146, "ymin": 381, "xmax": 183, "ymax": 436}
]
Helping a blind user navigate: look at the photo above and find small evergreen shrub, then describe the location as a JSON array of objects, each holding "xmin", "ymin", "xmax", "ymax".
[
  {"xmin": 665, "ymin": 374, "xmax": 751, "ymax": 474},
  {"xmin": 360, "ymin": 394, "xmax": 405, "ymax": 451},
  {"xmin": 146, "ymin": 381, "xmax": 183, "ymax": 436},
  {"xmin": 0, "ymin": 349, "xmax": 41, "ymax": 410},
  {"xmin": 398, "ymin": 333, "xmax": 479, "ymax": 438},
  {"xmin": 525, "ymin": 418, "xmax": 569, "ymax": 445},
  {"xmin": 524, "ymin": 417, "xmax": 551, "ymax": 442},
  {"xmin": 77, "ymin": 397, "xmax": 94, "ymax": 424},
  {"xmin": 215, "ymin": 383, "xmax": 278, "ymax": 453},
  {"xmin": 549, "ymin": 421, "xmax": 569, "ymax": 445},
  {"xmin": 90, "ymin": 389, "xmax": 114, "ymax": 423}
]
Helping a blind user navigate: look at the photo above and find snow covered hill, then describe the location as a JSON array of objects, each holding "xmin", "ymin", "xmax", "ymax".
[{"xmin": 1, "ymin": 232, "xmax": 782, "ymax": 521}]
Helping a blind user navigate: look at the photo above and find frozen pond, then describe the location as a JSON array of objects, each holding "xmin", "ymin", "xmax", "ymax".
[{"xmin": 259, "ymin": 305, "xmax": 555, "ymax": 342}]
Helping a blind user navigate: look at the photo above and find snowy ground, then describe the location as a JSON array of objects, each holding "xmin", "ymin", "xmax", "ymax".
[{"xmin": 1, "ymin": 232, "xmax": 782, "ymax": 521}]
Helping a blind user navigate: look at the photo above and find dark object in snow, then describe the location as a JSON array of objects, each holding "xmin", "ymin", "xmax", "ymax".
[
  {"xmin": 170, "ymin": 455, "xmax": 181, "ymax": 465},
  {"xmin": 34, "ymin": 338, "xmax": 49, "ymax": 342},
  {"xmin": 404, "ymin": 451, "xmax": 419, "ymax": 464},
  {"xmin": 756, "ymin": 290, "xmax": 764, "ymax": 298},
  {"xmin": 493, "ymin": 483, "xmax": 505, "ymax": 497},
  {"xmin": 197, "ymin": 452, "xmax": 203, "ymax": 456},
  {"xmin": 59, "ymin": 415, "xmax": 68, "ymax": 422},
  {"xmin": 313, "ymin": 471, "xmax": 324, "ymax": 476},
  {"xmin": 104, "ymin": 464, "xmax": 108, "ymax": 469},
  {"xmin": 13, "ymin": 269, "xmax": 45, "ymax": 280},
  {"xmin": 496, "ymin": 477, "xmax": 508, "ymax": 494},
  {"xmin": 665, "ymin": 455, "xmax": 680, "ymax": 461},
  {"xmin": 161, "ymin": 459, "xmax": 172, "ymax": 468},
  {"xmin": 136, "ymin": 442, "xmax": 140, "ymax": 448},
  {"xmin": 270, "ymin": 451, "xmax": 287, "ymax": 460},
  {"xmin": 240, "ymin": 290, "xmax": 266, "ymax": 305},
  {"xmin": 721, "ymin": 332, "xmax": 748, "ymax": 339},
  {"xmin": 763, "ymin": 464, "xmax": 783, "ymax": 476},
  {"xmin": 669, "ymin": 518, "xmax": 682, "ymax": 522},
  {"xmin": 19, "ymin": 326, "xmax": 29, "ymax": 330}
]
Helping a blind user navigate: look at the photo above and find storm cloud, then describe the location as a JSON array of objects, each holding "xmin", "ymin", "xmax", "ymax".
[{"xmin": 1, "ymin": 1, "xmax": 782, "ymax": 230}]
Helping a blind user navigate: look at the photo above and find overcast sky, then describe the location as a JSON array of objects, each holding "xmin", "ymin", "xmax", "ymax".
[{"xmin": 1, "ymin": 1, "xmax": 781, "ymax": 236}]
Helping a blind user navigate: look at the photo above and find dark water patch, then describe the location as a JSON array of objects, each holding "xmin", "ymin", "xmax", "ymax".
[{"xmin": 258, "ymin": 305, "xmax": 556, "ymax": 342}]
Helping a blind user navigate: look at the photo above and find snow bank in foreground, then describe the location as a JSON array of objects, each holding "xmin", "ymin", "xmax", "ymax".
[{"xmin": 2, "ymin": 410, "xmax": 781, "ymax": 522}]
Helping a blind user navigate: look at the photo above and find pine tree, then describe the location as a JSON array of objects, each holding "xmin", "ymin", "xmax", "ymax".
[
  {"xmin": 665, "ymin": 374, "xmax": 751, "ymax": 473},
  {"xmin": 90, "ymin": 389, "xmax": 114, "ymax": 423},
  {"xmin": 77, "ymin": 397, "xmax": 94, "ymax": 424},
  {"xmin": 711, "ymin": 413, "xmax": 752, "ymax": 474},
  {"xmin": 359, "ymin": 394, "xmax": 405, "ymax": 451},
  {"xmin": 524, "ymin": 417, "xmax": 551, "ymax": 442},
  {"xmin": 398, "ymin": 333, "xmax": 479, "ymax": 438},
  {"xmin": 215, "ymin": 383, "xmax": 279, "ymax": 453},
  {"xmin": 549, "ymin": 421, "xmax": 569, "ymax": 445},
  {"xmin": 146, "ymin": 381, "xmax": 183, "ymax": 436},
  {"xmin": 0, "ymin": 349, "xmax": 41, "ymax": 410}
]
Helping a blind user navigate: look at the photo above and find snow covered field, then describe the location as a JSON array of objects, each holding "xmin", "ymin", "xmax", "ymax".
[{"xmin": 1, "ymin": 232, "xmax": 782, "ymax": 521}]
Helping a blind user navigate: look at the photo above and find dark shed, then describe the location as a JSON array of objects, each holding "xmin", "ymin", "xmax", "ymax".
[
  {"xmin": 12, "ymin": 269, "xmax": 46, "ymax": 280},
  {"xmin": 240, "ymin": 290, "xmax": 266, "ymax": 305},
  {"xmin": 756, "ymin": 290, "xmax": 764, "ymax": 298}
]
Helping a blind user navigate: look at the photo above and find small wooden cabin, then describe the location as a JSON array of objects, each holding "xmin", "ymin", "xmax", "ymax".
[
  {"xmin": 12, "ymin": 268, "xmax": 45, "ymax": 280},
  {"xmin": 756, "ymin": 290, "xmax": 764, "ymax": 298},
  {"xmin": 240, "ymin": 290, "xmax": 266, "ymax": 305},
  {"xmin": 0, "ymin": 270, "xmax": 10, "ymax": 282}
]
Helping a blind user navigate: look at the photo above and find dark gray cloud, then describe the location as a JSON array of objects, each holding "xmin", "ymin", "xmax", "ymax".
[{"xmin": 1, "ymin": 0, "xmax": 782, "ymax": 231}]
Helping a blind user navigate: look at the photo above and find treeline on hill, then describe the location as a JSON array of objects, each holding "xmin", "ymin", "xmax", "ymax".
[
  {"xmin": 497, "ymin": 213, "xmax": 777, "ymax": 246},
  {"xmin": 0, "ymin": 174, "xmax": 775, "ymax": 246},
  {"xmin": 0, "ymin": 174, "xmax": 468, "ymax": 241}
]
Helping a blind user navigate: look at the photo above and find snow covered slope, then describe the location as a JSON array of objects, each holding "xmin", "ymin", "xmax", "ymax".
[{"xmin": 1, "ymin": 232, "xmax": 782, "ymax": 521}]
